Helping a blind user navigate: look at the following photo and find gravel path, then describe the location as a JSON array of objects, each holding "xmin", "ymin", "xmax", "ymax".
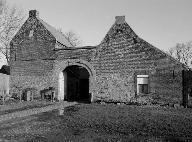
[{"xmin": 0, "ymin": 101, "xmax": 77, "ymax": 122}]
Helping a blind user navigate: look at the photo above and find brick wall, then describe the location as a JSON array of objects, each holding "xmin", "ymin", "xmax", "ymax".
[
  {"xmin": 10, "ymin": 11, "xmax": 56, "ymax": 96},
  {"xmin": 9, "ymin": 13, "xmax": 186, "ymax": 104},
  {"xmin": 55, "ymin": 48, "xmax": 94, "ymax": 62},
  {"xmin": 91, "ymin": 17, "xmax": 185, "ymax": 104}
]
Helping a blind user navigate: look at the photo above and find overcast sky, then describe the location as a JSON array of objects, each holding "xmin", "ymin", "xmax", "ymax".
[{"xmin": 7, "ymin": 0, "xmax": 192, "ymax": 51}]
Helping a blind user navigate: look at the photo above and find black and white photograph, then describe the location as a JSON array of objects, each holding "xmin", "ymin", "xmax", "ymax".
[{"xmin": 0, "ymin": 0, "xmax": 192, "ymax": 141}]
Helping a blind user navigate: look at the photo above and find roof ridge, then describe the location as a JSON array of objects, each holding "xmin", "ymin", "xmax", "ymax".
[
  {"xmin": 100, "ymin": 18, "xmax": 137, "ymax": 45},
  {"xmin": 37, "ymin": 17, "xmax": 73, "ymax": 47},
  {"xmin": 139, "ymin": 38, "xmax": 189, "ymax": 69}
]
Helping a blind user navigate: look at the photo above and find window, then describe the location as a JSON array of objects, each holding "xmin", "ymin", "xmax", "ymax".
[
  {"xmin": 29, "ymin": 30, "xmax": 34, "ymax": 38},
  {"xmin": 137, "ymin": 75, "xmax": 149, "ymax": 94},
  {"xmin": 138, "ymin": 84, "xmax": 148, "ymax": 94},
  {"xmin": 172, "ymin": 70, "xmax": 175, "ymax": 79}
]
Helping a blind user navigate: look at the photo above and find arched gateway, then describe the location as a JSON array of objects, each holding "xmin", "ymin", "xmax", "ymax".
[{"xmin": 55, "ymin": 59, "xmax": 96, "ymax": 103}]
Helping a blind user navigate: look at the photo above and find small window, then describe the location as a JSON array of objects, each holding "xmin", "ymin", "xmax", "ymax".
[
  {"xmin": 29, "ymin": 30, "xmax": 34, "ymax": 38},
  {"xmin": 137, "ymin": 75, "xmax": 149, "ymax": 94},
  {"xmin": 138, "ymin": 84, "xmax": 148, "ymax": 94},
  {"xmin": 172, "ymin": 70, "xmax": 175, "ymax": 79}
]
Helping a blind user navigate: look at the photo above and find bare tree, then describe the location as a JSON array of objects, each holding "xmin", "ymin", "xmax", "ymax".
[
  {"xmin": 64, "ymin": 31, "xmax": 82, "ymax": 47},
  {"xmin": 0, "ymin": 0, "xmax": 24, "ymax": 65},
  {"xmin": 57, "ymin": 28, "xmax": 82, "ymax": 47},
  {"xmin": 167, "ymin": 41, "xmax": 192, "ymax": 67},
  {"xmin": 167, "ymin": 47, "xmax": 174, "ymax": 56}
]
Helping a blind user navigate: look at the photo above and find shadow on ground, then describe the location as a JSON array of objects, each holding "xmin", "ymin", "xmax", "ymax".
[{"xmin": 0, "ymin": 103, "xmax": 192, "ymax": 142}]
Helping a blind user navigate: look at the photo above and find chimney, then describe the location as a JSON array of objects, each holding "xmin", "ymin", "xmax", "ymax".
[
  {"xmin": 29, "ymin": 10, "xmax": 39, "ymax": 18},
  {"xmin": 115, "ymin": 16, "xmax": 125, "ymax": 24}
]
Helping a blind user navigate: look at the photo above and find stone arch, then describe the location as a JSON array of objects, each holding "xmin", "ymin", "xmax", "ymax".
[{"xmin": 53, "ymin": 59, "xmax": 96, "ymax": 102}]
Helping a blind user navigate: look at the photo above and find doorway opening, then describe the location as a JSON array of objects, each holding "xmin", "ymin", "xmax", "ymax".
[{"xmin": 62, "ymin": 65, "xmax": 90, "ymax": 103}]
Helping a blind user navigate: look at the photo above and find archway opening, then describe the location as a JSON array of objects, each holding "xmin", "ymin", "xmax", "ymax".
[{"xmin": 63, "ymin": 65, "xmax": 90, "ymax": 103}]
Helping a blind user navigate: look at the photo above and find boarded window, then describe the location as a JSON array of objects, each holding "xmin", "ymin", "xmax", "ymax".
[
  {"xmin": 138, "ymin": 84, "xmax": 148, "ymax": 94},
  {"xmin": 137, "ymin": 75, "xmax": 149, "ymax": 94}
]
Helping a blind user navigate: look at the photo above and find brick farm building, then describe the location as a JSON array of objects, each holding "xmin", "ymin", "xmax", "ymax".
[{"xmin": 10, "ymin": 10, "xmax": 191, "ymax": 105}]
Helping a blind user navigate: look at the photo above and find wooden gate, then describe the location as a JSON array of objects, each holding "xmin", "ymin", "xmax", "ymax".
[{"xmin": 182, "ymin": 70, "xmax": 192, "ymax": 108}]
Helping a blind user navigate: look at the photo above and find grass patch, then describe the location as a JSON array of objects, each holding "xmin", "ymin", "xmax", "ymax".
[
  {"xmin": 0, "ymin": 99, "xmax": 54, "ymax": 115},
  {"xmin": 1, "ymin": 103, "xmax": 192, "ymax": 141}
]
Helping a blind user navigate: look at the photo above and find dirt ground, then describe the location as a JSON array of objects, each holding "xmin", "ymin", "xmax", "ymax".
[
  {"xmin": 0, "ymin": 99, "xmax": 54, "ymax": 115},
  {"xmin": 0, "ymin": 103, "xmax": 192, "ymax": 142}
]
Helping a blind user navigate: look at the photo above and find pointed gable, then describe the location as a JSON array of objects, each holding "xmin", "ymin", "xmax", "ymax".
[
  {"xmin": 100, "ymin": 16, "xmax": 187, "ymax": 66},
  {"xmin": 95, "ymin": 15, "xmax": 188, "ymax": 73},
  {"xmin": 30, "ymin": 10, "xmax": 73, "ymax": 47},
  {"xmin": 100, "ymin": 16, "xmax": 137, "ymax": 45},
  {"xmin": 11, "ymin": 10, "xmax": 73, "ymax": 48},
  {"xmin": 38, "ymin": 18, "xmax": 73, "ymax": 47}
]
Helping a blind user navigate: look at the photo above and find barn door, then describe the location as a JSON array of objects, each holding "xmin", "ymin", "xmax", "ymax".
[{"xmin": 182, "ymin": 70, "xmax": 192, "ymax": 108}]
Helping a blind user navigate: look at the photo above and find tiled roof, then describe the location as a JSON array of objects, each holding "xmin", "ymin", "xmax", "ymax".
[{"xmin": 38, "ymin": 18, "xmax": 73, "ymax": 47}]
